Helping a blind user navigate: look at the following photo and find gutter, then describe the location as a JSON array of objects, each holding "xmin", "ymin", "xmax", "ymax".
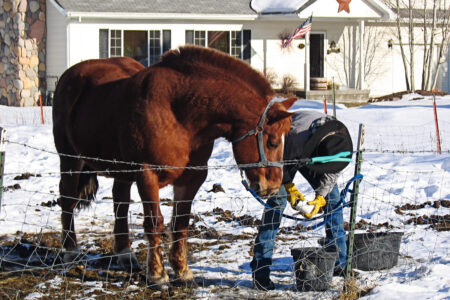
[{"xmin": 66, "ymin": 12, "xmax": 258, "ymax": 21}]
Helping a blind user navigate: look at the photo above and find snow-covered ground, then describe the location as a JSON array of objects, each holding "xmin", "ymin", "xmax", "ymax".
[{"xmin": 1, "ymin": 94, "xmax": 449, "ymax": 299}]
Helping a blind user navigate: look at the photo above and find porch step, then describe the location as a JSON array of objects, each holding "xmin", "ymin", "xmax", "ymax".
[{"xmin": 296, "ymin": 89, "xmax": 370, "ymax": 103}]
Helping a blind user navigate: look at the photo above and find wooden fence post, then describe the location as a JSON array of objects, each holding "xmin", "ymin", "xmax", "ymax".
[
  {"xmin": 345, "ymin": 123, "xmax": 365, "ymax": 279},
  {"xmin": 39, "ymin": 93, "xmax": 45, "ymax": 125},
  {"xmin": 433, "ymin": 95, "xmax": 441, "ymax": 154},
  {"xmin": 0, "ymin": 127, "xmax": 6, "ymax": 214}
]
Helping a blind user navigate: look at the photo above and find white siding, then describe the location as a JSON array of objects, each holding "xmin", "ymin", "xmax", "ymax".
[
  {"xmin": 46, "ymin": 0, "xmax": 68, "ymax": 91},
  {"xmin": 67, "ymin": 20, "xmax": 245, "ymax": 66},
  {"xmin": 248, "ymin": 20, "xmax": 306, "ymax": 89},
  {"xmin": 68, "ymin": 23, "xmax": 100, "ymax": 66},
  {"xmin": 47, "ymin": 13, "xmax": 450, "ymax": 96}
]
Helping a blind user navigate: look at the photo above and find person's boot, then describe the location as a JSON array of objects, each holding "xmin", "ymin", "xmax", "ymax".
[
  {"xmin": 333, "ymin": 266, "xmax": 346, "ymax": 277},
  {"xmin": 252, "ymin": 274, "xmax": 275, "ymax": 291}
]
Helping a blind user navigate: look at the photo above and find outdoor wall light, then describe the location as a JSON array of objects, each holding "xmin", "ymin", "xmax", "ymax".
[
  {"xmin": 327, "ymin": 41, "xmax": 340, "ymax": 54},
  {"xmin": 388, "ymin": 39, "xmax": 393, "ymax": 48}
]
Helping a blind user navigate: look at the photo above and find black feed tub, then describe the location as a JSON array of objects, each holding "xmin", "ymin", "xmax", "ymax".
[
  {"xmin": 350, "ymin": 231, "xmax": 403, "ymax": 271},
  {"xmin": 291, "ymin": 247, "xmax": 337, "ymax": 291}
]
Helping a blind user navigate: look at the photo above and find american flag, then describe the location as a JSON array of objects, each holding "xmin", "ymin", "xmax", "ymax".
[{"xmin": 282, "ymin": 15, "xmax": 313, "ymax": 48}]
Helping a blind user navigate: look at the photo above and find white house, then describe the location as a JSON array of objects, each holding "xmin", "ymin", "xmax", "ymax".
[{"xmin": 45, "ymin": 0, "xmax": 449, "ymax": 99}]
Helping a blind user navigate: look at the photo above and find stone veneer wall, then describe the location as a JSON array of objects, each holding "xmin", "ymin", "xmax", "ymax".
[{"xmin": 0, "ymin": 0, "xmax": 46, "ymax": 106}]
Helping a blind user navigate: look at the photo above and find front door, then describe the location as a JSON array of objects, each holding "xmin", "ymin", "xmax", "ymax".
[{"xmin": 310, "ymin": 33, "xmax": 324, "ymax": 78}]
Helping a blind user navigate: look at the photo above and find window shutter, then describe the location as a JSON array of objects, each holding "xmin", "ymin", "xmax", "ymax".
[
  {"xmin": 163, "ymin": 30, "xmax": 171, "ymax": 53},
  {"xmin": 243, "ymin": 30, "xmax": 251, "ymax": 64},
  {"xmin": 99, "ymin": 29, "xmax": 109, "ymax": 58},
  {"xmin": 185, "ymin": 30, "xmax": 194, "ymax": 44}
]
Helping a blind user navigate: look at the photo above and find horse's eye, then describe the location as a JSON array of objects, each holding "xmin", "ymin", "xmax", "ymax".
[{"xmin": 267, "ymin": 140, "xmax": 279, "ymax": 149}]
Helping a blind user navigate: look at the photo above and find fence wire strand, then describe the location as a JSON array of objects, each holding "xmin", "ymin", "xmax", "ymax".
[{"xmin": 1, "ymin": 121, "xmax": 449, "ymax": 299}]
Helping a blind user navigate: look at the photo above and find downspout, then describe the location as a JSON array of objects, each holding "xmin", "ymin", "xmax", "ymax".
[
  {"xmin": 305, "ymin": 31, "xmax": 310, "ymax": 92},
  {"xmin": 359, "ymin": 19, "xmax": 365, "ymax": 90}
]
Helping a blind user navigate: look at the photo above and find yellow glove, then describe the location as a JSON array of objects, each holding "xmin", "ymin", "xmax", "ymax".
[
  {"xmin": 304, "ymin": 195, "xmax": 327, "ymax": 219},
  {"xmin": 284, "ymin": 183, "xmax": 305, "ymax": 208}
]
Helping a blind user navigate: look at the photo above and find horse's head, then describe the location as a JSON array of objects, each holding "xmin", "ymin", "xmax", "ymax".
[{"xmin": 232, "ymin": 97, "xmax": 296, "ymax": 197}]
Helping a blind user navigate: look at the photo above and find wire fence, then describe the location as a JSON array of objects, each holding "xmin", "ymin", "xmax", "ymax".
[{"xmin": 0, "ymin": 119, "xmax": 449, "ymax": 299}]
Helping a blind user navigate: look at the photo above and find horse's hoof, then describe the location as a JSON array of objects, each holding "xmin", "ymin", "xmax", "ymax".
[
  {"xmin": 172, "ymin": 268, "xmax": 197, "ymax": 288},
  {"xmin": 116, "ymin": 248, "xmax": 141, "ymax": 273},
  {"xmin": 176, "ymin": 267, "xmax": 194, "ymax": 281},
  {"xmin": 172, "ymin": 278, "xmax": 198, "ymax": 288},
  {"xmin": 147, "ymin": 272, "xmax": 170, "ymax": 291}
]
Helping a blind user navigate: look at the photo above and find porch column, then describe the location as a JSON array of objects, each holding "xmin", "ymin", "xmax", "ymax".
[
  {"xmin": 359, "ymin": 20, "xmax": 365, "ymax": 90},
  {"xmin": 304, "ymin": 32, "xmax": 310, "ymax": 91}
]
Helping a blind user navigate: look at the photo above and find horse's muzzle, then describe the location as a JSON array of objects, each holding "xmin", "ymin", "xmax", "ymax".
[{"xmin": 250, "ymin": 183, "xmax": 278, "ymax": 198}]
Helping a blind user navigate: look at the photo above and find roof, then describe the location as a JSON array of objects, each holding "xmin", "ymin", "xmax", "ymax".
[
  {"xmin": 51, "ymin": 0, "xmax": 395, "ymax": 21},
  {"xmin": 54, "ymin": 0, "xmax": 256, "ymax": 15}
]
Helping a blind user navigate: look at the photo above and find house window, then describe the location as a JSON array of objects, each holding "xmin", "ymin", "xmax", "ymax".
[
  {"xmin": 208, "ymin": 31, "xmax": 229, "ymax": 54},
  {"xmin": 110, "ymin": 30, "xmax": 122, "ymax": 57},
  {"xmin": 194, "ymin": 31, "xmax": 206, "ymax": 46},
  {"xmin": 100, "ymin": 29, "xmax": 171, "ymax": 66},
  {"xmin": 185, "ymin": 30, "xmax": 251, "ymax": 63},
  {"xmin": 231, "ymin": 31, "xmax": 242, "ymax": 59},
  {"xmin": 124, "ymin": 30, "xmax": 148, "ymax": 64},
  {"xmin": 149, "ymin": 30, "xmax": 161, "ymax": 65}
]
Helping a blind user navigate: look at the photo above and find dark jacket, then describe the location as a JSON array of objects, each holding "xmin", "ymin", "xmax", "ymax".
[{"xmin": 282, "ymin": 110, "xmax": 339, "ymax": 197}]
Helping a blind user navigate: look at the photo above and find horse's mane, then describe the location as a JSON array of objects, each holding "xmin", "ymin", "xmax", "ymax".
[{"xmin": 159, "ymin": 45, "xmax": 273, "ymax": 98}]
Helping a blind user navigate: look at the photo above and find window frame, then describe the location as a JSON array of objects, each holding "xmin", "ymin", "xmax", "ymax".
[
  {"xmin": 109, "ymin": 29, "xmax": 123, "ymax": 58},
  {"xmin": 186, "ymin": 30, "xmax": 244, "ymax": 59},
  {"xmin": 102, "ymin": 29, "xmax": 169, "ymax": 66}
]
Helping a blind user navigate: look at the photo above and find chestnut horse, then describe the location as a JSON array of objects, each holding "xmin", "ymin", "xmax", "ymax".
[{"xmin": 52, "ymin": 46, "xmax": 295, "ymax": 287}]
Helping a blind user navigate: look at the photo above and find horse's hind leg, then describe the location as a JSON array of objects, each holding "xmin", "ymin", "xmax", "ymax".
[
  {"xmin": 113, "ymin": 179, "xmax": 140, "ymax": 272},
  {"xmin": 59, "ymin": 156, "xmax": 83, "ymax": 262},
  {"xmin": 136, "ymin": 170, "xmax": 168, "ymax": 286}
]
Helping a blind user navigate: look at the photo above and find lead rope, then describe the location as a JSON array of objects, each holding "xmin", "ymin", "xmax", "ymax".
[{"xmin": 242, "ymin": 174, "xmax": 363, "ymax": 230}]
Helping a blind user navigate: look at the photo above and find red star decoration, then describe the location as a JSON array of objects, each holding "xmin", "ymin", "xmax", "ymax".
[{"xmin": 337, "ymin": 0, "xmax": 351, "ymax": 13}]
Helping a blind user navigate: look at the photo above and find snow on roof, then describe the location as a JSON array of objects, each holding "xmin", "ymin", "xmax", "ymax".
[{"xmin": 251, "ymin": 0, "xmax": 307, "ymax": 14}]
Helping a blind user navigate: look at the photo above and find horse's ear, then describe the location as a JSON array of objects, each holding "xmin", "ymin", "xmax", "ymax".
[
  {"xmin": 267, "ymin": 104, "xmax": 295, "ymax": 125},
  {"xmin": 281, "ymin": 97, "xmax": 297, "ymax": 110}
]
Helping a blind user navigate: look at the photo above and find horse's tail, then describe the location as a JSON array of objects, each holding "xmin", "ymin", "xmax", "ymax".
[
  {"xmin": 53, "ymin": 71, "xmax": 96, "ymax": 210},
  {"xmin": 76, "ymin": 164, "xmax": 98, "ymax": 209},
  {"xmin": 66, "ymin": 77, "xmax": 98, "ymax": 210}
]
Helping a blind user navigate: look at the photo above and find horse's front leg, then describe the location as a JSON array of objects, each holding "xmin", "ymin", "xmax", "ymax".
[
  {"xmin": 170, "ymin": 143, "xmax": 212, "ymax": 284},
  {"xmin": 113, "ymin": 179, "xmax": 140, "ymax": 272},
  {"xmin": 136, "ymin": 170, "xmax": 168, "ymax": 286},
  {"xmin": 169, "ymin": 184, "xmax": 197, "ymax": 284}
]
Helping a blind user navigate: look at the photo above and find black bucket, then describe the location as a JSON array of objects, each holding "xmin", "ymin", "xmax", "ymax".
[
  {"xmin": 291, "ymin": 247, "xmax": 337, "ymax": 291},
  {"xmin": 351, "ymin": 232, "xmax": 403, "ymax": 271}
]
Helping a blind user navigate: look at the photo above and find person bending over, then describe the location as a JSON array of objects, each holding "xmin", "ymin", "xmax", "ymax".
[{"xmin": 250, "ymin": 110, "xmax": 353, "ymax": 290}]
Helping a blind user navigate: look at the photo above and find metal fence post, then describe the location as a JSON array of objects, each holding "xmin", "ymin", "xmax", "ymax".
[
  {"xmin": 0, "ymin": 127, "xmax": 6, "ymax": 214},
  {"xmin": 345, "ymin": 123, "xmax": 364, "ymax": 279}
]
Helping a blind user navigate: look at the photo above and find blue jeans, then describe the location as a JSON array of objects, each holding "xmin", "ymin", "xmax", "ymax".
[{"xmin": 250, "ymin": 185, "xmax": 347, "ymax": 278}]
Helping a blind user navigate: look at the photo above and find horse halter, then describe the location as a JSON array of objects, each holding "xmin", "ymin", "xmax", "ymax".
[{"xmin": 232, "ymin": 98, "xmax": 285, "ymax": 169}]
